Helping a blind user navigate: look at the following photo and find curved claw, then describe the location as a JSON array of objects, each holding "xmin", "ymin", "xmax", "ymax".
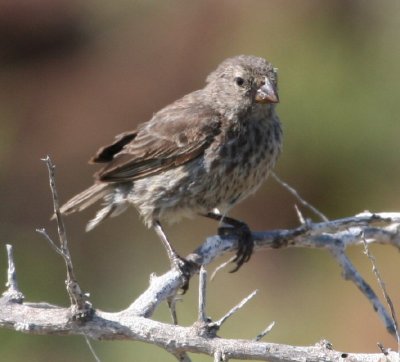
[{"xmin": 217, "ymin": 221, "xmax": 254, "ymax": 272}]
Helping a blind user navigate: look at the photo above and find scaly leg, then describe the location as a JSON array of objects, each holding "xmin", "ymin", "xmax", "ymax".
[{"xmin": 153, "ymin": 221, "xmax": 193, "ymax": 292}]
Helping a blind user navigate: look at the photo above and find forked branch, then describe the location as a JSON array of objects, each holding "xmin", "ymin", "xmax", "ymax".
[{"xmin": 1, "ymin": 158, "xmax": 400, "ymax": 361}]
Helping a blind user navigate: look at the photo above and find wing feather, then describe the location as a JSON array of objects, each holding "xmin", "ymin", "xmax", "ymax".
[{"xmin": 93, "ymin": 92, "xmax": 222, "ymax": 183}]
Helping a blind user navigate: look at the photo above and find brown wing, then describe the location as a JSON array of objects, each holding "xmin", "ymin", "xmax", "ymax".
[{"xmin": 92, "ymin": 93, "xmax": 222, "ymax": 183}]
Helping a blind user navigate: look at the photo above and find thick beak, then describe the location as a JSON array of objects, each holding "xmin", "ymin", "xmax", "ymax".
[{"xmin": 255, "ymin": 77, "xmax": 279, "ymax": 104}]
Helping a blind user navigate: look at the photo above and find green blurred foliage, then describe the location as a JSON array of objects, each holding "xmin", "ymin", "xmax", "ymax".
[{"xmin": 1, "ymin": 1, "xmax": 400, "ymax": 360}]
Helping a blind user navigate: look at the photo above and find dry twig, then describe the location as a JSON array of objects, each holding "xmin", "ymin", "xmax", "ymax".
[{"xmin": 38, "ymin": 156, "xmax": 93, "ymax": 320}]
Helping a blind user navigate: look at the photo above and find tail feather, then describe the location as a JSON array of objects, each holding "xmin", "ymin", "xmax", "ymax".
[
  {"xmin": 86, "ymin": 204, "xmax": 116, "ymax": 232},
  {"xmin": 59, "ymin": 183, "xmax": 109, "ymax": 215},
  {"xmin": 58, "ymin": 183, "xmax": 130, "ymax": 231}
]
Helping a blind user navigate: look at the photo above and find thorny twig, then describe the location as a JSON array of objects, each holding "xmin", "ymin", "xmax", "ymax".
[{"xmin": 40, "ymin": 156, "xmax": 93, "ymax": 320}]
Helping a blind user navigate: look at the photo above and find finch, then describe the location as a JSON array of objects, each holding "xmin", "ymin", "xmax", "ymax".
[{"xmin": 59, "ymin": 55, "xmax": 282, "ymax": 272}]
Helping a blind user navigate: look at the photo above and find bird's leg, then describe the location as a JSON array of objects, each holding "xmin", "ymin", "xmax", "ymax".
[
  {"xmin": 203, "ymin": 211, "xmax": 254, "ymax": 272},
  {"xmin": 153, "ymin": 221, "xmax": 194, "ymax": 292},
  {"xmin": 153, "ymin": 221, "xmax": 180, "ymax": 265}
]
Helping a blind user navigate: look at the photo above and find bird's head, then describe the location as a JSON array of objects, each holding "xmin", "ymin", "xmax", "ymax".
[{"xmin": 205, "ymin": 55, "xmax": 279, "ymax": 115}]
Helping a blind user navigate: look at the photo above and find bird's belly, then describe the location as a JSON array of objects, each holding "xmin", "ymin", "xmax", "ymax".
[
  {"xmin": 130, "ymin": 124, "xmax": 281, "ymax": 226},
  {"xmin": 167, "ymin": 139, "xmax": 278, "ymax": 218},
  {"xmin": 129, "ymin": 155, "xmax": 271, "ymax": 226}
]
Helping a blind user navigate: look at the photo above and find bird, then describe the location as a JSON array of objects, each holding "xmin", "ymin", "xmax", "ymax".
[{"xmin": 59, "ymin": 55, "xmax": 282, "ymax": 277}]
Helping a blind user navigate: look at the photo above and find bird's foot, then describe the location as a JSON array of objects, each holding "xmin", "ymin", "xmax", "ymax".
[
  {"xmin": 217, "ymin": 219, "xmax": 254, "ymax": 272},
  {"xmin": 153, "ymin": 221, "xmax": 198, "ymax": 293},
  {"xmin": 170, "ymin": 254, "xmax": 198, "ymax": 294}
]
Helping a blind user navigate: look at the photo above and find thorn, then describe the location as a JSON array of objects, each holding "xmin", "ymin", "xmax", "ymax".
[
  {"xmin": 212, "ymin": 290, "xmax": 258, "ymax": 328},
  {"xmin": 294, "ymin": 204, "xmax": 305, "ymax": 225},
  {"xmin": 377, "ymin": 342, "xmax": 389, "ymax": 356},
  {"xmin": 2, "ymin": 244, "xmax": 24, "ymax": 303},
  {"xmin": 254, "ymin": 321, "xmax": 275, "ymax": 341},
  {"xmin": 210, "ymin": 256, "xmax": 236, "ymax": 281}
]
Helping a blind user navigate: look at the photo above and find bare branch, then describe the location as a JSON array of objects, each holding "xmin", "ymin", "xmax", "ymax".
[
  {"xmin": 3, "ymin": 160, "xmax": 400, "ymax": 360},
  {"xmin": 2, "ymin": 244, "xmax": 24, "ymax": 303},
  {"xmin": 330, "ymin": 247, "xmax": 396, "ymax": 336},
  {"xmin": 362, "ymin": 234, "xmax": 400, "ymax": 351},
  {"xmin": 271, "ymin": 172, "xmax": 329, "ymax": 222},
  {"xmin": 84, "ymin": 335, "xmax": 101, "ymax": 362},
  {"xmin": 41, "ymin": 156, "xmax": 93, "ymax": 320},
  {"xmin": 198, "ymin": 266, "xmax": 207, "ymax": 323},
  {"xmin": 36, "ymin": 228, "xmax": 64, "ymax": 256},
  {"xmin": 124, "ymin": 211, "xmax": 400, "ymax": 333},
  {"xmin": 167, "ymin": 295, "xmax": 181, "ymax": 325},
  {"xmin": 213, "ymin": 290, "xmax": 258, "ymax": 329},
  {"xmin": 210, "ymin": 255, "xmax": 236, "ymax": 281},
  {"xmin": 3, "ymin": 208, "xmax": 400, "ymax": 359},
  {"xmin": 188, "ymin": 212, "xmax": 400, "ymax": 269},
  {"xmin": 41, "ymin": 156, "xmax": 69, "ymax": 257},
  {"xmin": 0, "ymin": 298, "xmax": 398, "ymax": 361},
  {"xmin": 255, "ymin": 321, "xmax": 276, "ymax": 342},
  {"xmin": 126, "ymin": 269, "xmax": 183, "ymax": 317}
]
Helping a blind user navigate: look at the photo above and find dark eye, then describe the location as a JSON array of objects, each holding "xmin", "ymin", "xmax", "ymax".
[
  {"xmin": 268, "ymin": 71, "xmax": 277, "ymax": 82},
  {"xmin": 234, "ymin": 77, "xmax": 245, "ymax": 86}
]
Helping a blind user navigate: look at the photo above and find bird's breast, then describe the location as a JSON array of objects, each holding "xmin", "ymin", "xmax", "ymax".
[{"xmin": 203, "ymin": 115, "xmax": 282, "ymax": 208}]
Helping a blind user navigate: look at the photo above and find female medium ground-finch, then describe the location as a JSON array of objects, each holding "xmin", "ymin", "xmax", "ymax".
[{"xmin": 59, "ymin": 55, "xmax": 282, "ymax": 273}]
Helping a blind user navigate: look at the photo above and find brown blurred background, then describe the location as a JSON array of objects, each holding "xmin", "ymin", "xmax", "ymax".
[{"xmin": 1, "ymin": 1, "xmax": 400, "ymax": 361}]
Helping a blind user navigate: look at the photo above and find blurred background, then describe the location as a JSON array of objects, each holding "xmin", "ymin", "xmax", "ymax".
[{"xmin": 1, "ymin": 0, "xmax": 400, "ymax": 361}]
